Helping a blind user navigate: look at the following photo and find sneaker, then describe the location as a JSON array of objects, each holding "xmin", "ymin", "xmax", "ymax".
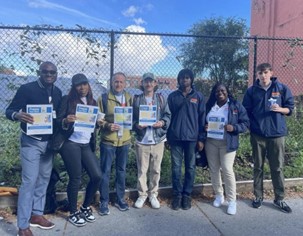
[
  {"xmin": 80, "ymin": 206, "xmax": 96, "ymax": 222},
  {"xmin": 149, "ymin": 194, "xmax": 160, "ymax": 209},
  {"xmin": 115, "ymin": 200, "xmax": 129, "ymax": 211},
  {"xmin": 134, "ymin": 196, "xmax": 147, "ymax": 209},
  {"xmin": 252, "ymin": 197, "xmax": 263, "ymax": 209},
  {"xmin": 182, "ymin": 196, "xmax": 192, "ymax": 210},
  {"xmin": 171, "ymin": 196, "xmax": 181, "ymax": 210},
  {"xmin": 273, "ymin": 200, "xmax": 292, "ymax": 213},
  {"xmin": 68, "ymin": 211, "xmax": 87, "ymax": 227},
  {"xmin": 99, "ymin": 202, "xmax": 110, "ymax": 216},
  {"xmin": 227, "ymin": 201, "xmax": 237, "ymax": 215},
  {"xmin": 29, "ymin": 215, "xmax": 55, "ymax": 229},
  {"xmin": 213, "ymin": 195, "xmax": 224, "ymax": 208}
]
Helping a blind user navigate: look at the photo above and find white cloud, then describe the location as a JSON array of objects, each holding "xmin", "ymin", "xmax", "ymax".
[
  {"xmin": 144, "ymin": 3, "xmax": 154, "ymax": 11},
  {"xmin": 113, "ymin": 25, "xmax": 168, "ymax": 75},
  {"xmin": 122, "ymin": 5, "xmax": 138, "ymax": 17},
  {"xmin": 0, "ymin": 25, "xmax": 169, "ymax": 80},
  {"xmin": 133, "ymin": 18, "xmax": 146, "ymax": 25}
]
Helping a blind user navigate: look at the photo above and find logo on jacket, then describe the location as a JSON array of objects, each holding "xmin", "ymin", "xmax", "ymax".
[
  {"xmin": 232, "ymin": 109, "xmax": 238, "ymax": 115},
  {"xmin": 190, "ymin": 98, "xmax": 198, "ymax": 104},
  {"xmin": 271, "ymin": 92, "xmax": 280, "ymax": 98}
]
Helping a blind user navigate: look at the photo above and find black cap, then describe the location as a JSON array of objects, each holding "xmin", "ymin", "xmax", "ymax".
[{"xmin": 72, "ymin": 73, "xmax": 89, "ymax": 86}]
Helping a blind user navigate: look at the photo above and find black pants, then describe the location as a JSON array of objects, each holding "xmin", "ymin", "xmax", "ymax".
[{"xmin": 60, "ymin": 140, "xmax": 101, "ymax": 213}]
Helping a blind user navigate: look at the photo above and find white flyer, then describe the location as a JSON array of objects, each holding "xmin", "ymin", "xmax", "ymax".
[
  {"xmin": 139, "ymin": 105, "xmax": 157, "ymax": 126},
  {"xmin": 114, "ymin": 106, "xmax": 133, "ymax": 130},
  {"xmin": 207, "ymin": 116, "xmax": 225, "ymax": 140},
  {"xmin": 26, "ymin": 104, "xmax": 53, "ymax": 135},
  {"xmin": 74, "ymin": 104, "xmax": 99, "ymax": 133}
]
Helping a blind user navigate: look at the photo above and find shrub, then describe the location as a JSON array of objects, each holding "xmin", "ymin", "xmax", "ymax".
[{"xmin": 0, "ymin": 115, "xmax": 302, "ymax": 192}]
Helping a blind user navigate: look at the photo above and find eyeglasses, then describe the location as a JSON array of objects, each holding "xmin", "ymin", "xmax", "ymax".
[{"xmin": 40, "ymin": 70, "xmax": 57, "ymax": 75}]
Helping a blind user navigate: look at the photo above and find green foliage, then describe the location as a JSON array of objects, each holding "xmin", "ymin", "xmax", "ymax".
[
  {"xmin": 1, "ymin": 115, "xmax": 303, "ymax": 190},
  {"xmin": 181, "ymin": 17, "xmax": 249, "ymax": 92},
  {"xmin": 0, "ymin": 116, "xmax": 22, "ymax": 187}
]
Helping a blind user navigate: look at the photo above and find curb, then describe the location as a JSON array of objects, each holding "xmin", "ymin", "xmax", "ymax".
[{"xmin": 1, "ymin": 178, "xmax": 302, "ymax": 209}]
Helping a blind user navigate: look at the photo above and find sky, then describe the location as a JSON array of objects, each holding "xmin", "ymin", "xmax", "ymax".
[
  {"xmin": 0, "ymin": 0, "xmax": 251, "ymax": 80},
  {"xmin": 0, "ymin": 0, "xmax": 251, "ymax": 33}
]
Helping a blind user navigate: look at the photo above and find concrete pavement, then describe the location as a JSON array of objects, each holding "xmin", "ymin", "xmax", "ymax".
[{"xmin": 1, "ymin": 196, "xmax": 303, "ymax": 236}]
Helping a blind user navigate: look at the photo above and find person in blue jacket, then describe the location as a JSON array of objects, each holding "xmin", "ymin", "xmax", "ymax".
[
  {"xmin": 242, "ymin": 62, "xmax": 294, "ymax": 213},
  {"xmin": 167, "ymin": 68, "xmax": 206, "ymax": 211},
  {"xmin": 205, "ymin": 83, "xmax": 249, "ymax": 215}
]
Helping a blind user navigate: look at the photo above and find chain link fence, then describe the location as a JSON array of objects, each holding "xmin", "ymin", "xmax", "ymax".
[
  {"xmin": 1, "ymin": 26, "xmax": 303, "ymax": 113},
  {"xmin": 1, "ymin": 26, "xmax": 303, "ymax": 188}
]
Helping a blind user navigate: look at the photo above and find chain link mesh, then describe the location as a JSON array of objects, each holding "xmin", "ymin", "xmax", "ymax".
[{"xmin": 1, "ymin": 26, "xmax": 303, "ymax": 188}]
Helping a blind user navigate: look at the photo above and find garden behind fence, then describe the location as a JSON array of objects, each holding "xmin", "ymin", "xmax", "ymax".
[{"xmin": 0, "ymin": 26, "xmax": 303, "ymax": 190}]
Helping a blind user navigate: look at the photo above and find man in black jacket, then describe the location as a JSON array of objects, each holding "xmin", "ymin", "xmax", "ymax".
[
  {"xmin": 167, "ymin": 68, "xmax": 206, "ymax": 210},
  {"xmin": 6, "ymin": 61, "xmax": 62, "ymax": 236}
]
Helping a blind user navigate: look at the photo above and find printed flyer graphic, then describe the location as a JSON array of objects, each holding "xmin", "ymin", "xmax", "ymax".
[
  {"xmin": 114, "ymin": 106, "xmax": 133, "ymax": 130},
  {"xmin": 74, "ymin": 104, "xmax": 99, "ymax": 133},
  {"xmin": 26, "ymin": 104, "xmax": 53, "ymax": 135},
  {"xmin": 207, "ymin": 116, "xmax": 225, "ymax": 139},
  {"xmin": 139, "ymin": 105, "xmax": 157, "ymax": 126}
]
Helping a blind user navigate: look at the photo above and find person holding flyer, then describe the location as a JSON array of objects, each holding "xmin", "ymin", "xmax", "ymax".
[
  {"xmin": 205, "ymin": 83, "xmax": 249, "ymax": 215},
  {"xmin": 132, "ymin": 72, "xmax": 171, "ymax": 209},
  {"xmin": 242, "ymin": 63, "xmax": 294, "ymax": 213},
  {"xmin": 55, "ymin": 73, "xmax": 101, "ymax": 227},
  {"xmin": 97, "ymin": 72, "xmax": 133, "ymax": 215},
  {"xmin": 5, "ymin": 61, "xmax": 62, "ymax": 236}
]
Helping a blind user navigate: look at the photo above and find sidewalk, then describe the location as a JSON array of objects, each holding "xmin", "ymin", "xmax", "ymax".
[{"xmin": 1, "ymin": 196, "xmax": 303, "ymax": 236}]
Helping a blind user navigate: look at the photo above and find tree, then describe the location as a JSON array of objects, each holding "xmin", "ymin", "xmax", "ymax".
[{"xmin": 181, "ymin": 17, "xmax": 249, "ymax": 94}]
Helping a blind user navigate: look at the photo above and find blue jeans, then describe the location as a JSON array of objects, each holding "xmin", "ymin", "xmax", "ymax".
[
  {"xmin": 170, "ymin": 141, "xmax": 196, "ymax": 197},
  {"xmin": 18, "ymin": 134, "xmax": 53, "ymax": 229},
  {"xmin": 99, "ymin": 143, "xmax": 130, "ymax": 204}
]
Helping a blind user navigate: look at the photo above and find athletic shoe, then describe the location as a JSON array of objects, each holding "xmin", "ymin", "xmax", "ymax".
[
  {"xmin": 68, "ymin": 211, "xmax": 86, "ymax": 227},
  {"xmin": 80, "ymin": 206, "xmax": 96, "ymax": 222},
  {"xmin": 273, "ymin": 200, "xmax": 292, "ymax": 213}
]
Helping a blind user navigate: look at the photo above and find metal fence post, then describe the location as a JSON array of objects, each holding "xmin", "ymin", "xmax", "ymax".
[
  {"xmin": 110, "ymin": 30, "xmax": 115, "ymax": 84},
  {"xmin": 253, "ymin": 36, "xmax": 258, "ymax": 83}
]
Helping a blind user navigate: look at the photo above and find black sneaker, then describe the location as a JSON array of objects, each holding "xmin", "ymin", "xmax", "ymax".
[
  {"xmin": 99, "ymin": 202, "xmax": 110, "ymax": 216},
  {"xmin": 68, "ymin": 211, "xmax": 87, "ymax": 227},
  {"xmin": 171, "ymin": 197, "xmax": 181, "ymax": 210},
  {"xmin": 182, "ymin": 196, "xmax": 192, "ymax": 210},
  {"xmin": 273, "ymin": 200, "xmax": 292, "ymax": 213},
  {"xmin": 80, "ymin": 206, "xmax": 96, "ymax": 223},
  {"xmin": 115, "ymin": 200, "xmax": 129, "ymax": 211},
  {"xmin": 252, "ymin": 198, "xmax": 263, "ymax": 209}
]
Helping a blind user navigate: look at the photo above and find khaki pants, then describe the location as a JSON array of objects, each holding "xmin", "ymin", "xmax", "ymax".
[
  {"xmin": 135, "ymin": 142, "xmax": 165, "ymax": 197},
  {"xmin": 205, "ymin": 138, "xmax": 237, "ymax": 202}
]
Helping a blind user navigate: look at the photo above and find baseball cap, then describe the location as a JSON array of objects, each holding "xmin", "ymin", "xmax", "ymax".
[
  {"xmin": 72, "ymin": 73, "xmax": 89, "ymax": 86},
  {"xmin": 142, "ymin": 72, "xmax": 156, "ymax": 81}
]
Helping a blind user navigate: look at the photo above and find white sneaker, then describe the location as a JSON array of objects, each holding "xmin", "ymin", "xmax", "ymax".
[
  {"xmin": 213, "ymin": 195, "xmax": 224, "ymax": 208},
  {"xmin": 227, "ymin": 201, "xmax": 237, "ymax": 215},
  {"xmin": 149, "ymin": 194, "xmax": 160, "ymax": 209},
  {"xmin": 134, "ymin": 196, "xmax": 147, "ymax": 209}
]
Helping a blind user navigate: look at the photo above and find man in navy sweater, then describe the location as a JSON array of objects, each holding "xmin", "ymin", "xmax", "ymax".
[{"xmin": 6, "ymin": 61, "xmax": 62, "ymax": 236}]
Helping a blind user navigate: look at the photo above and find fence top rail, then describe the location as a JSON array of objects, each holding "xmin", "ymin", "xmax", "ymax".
[{"xmin": 1, "ymin": 25, "xmax": 303, "ymax": 41}]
